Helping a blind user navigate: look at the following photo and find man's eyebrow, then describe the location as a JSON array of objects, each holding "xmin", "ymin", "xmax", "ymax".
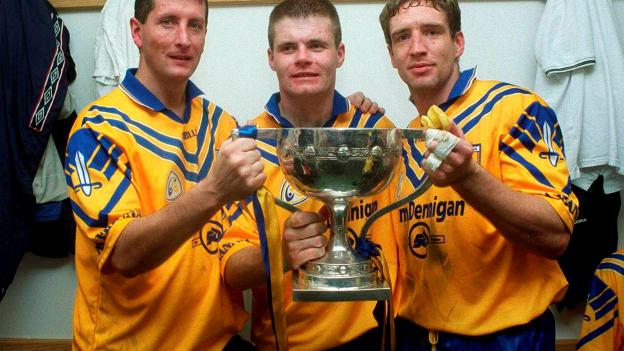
[{"xmin": 390, "ymin": 27, "xmax": 410, "ymax": 38}]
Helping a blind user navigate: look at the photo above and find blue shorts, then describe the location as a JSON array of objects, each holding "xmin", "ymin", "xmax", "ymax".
[{"xmin": 396, "ymin": 310, "xmax": 555, "ymax": 351}]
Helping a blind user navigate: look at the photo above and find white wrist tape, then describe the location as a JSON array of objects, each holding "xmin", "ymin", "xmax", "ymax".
[
  {"xmin": 425, "ymin": 129, "xmax": 460, "ymax": 160},
  {"xmin": 422, "ymin": 154, "xmax": 443, "ymax": 172}
]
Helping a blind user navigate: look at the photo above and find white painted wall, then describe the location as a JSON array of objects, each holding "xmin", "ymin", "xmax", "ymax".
[{"xmin": 1, "ymin": 0, "xmax": 623, "ymax": 341}]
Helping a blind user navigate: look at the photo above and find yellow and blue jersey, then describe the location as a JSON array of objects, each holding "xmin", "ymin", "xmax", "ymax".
[
  {"xmin": 393, "ymin": 68, "xmax": 578, "ymax": 335},
  {"xmin": 578, "ymin": 250, "xmax": 624, "ymax": 351},
  {"xmin": 65, "ymin": 69, "xmax": 247, "ymax": 350},
  {"xmin": 220, "ymin": 91, "xmax": 399, "ymax": 351}
]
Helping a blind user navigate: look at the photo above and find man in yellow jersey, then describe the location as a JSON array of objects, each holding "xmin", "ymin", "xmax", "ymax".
[
  {"xmin": 219, "ymin": 0, "xmax": 399, "ymax": 349},
  {"xmin": 378, "ymin": 0, "xmax": 579, "ymax": 349},
  {"xmin": 577, "ymin": 249, "xmax": 624, "ymax": 350},
  {"xmin": 65, "ymin": 0, "xmax": 266, "ymax": 349}
]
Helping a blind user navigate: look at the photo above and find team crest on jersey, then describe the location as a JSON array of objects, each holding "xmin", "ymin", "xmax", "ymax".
[
  {"xmin": 72, "ymin": 151, "xmax": 102, "ymax": 197},
  {"xmin": 166, "ymin": 170, "xmax": 183, "ymax": 201},
  {"xmin": 408, "ymin": 222, "xmax": 445, "ymax": 259},
  {"xmin": 280, "ymin": 181, "xmax": 308, "ymax": 206},
  {"xmin": 192, "ymin": 220, "xmax": 223, "ymax": 255},
  {"xmin": 539, "ymin": 122, "xmax": 561, "ymax": 167},
  {"xmin": 165, "ymin": 170, "xmax": 184, "ymax": 201}
]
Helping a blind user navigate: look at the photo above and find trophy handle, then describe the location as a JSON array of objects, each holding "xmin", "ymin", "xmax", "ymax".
[
  {"xmin": 399, "ymin": 128, "xmax": 427, "ymax": 141},
  {"xmin": 359, "ymin": 178, "xmax": 432, "ymax": 240},
  {"xmin": 359, "ymin": 127, "xmax": 431, "ymax": 239},
  {"xmin": 230, "ymin": 125, "xmax": 300, "ymax": 213},
  {"xmin": 231, "ymin": 125, "xmax": 280, "ymax": 140}
]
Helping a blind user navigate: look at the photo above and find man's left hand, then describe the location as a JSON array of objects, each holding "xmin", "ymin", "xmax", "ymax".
[{"xmin": 422, "ymin": 122, "xmax": 478, "ymax": 187}]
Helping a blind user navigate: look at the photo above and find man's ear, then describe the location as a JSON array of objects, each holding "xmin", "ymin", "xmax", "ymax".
[
  {"xmin": 336, "ymin": 42, "xmax": 345, "ymax": 68},
  {"xmin": 268, "ymin": 48, "xmax": 277, "ymax": 72},
  {"xmin": 130, "ymin": 17, "xmax": 143, "ymax": 50},
  {"xmin": 387, "ymin": 44, "xmax": 397, "ymax": 69},
  {"xmin": 454, "ymin": 31, "xmax": 465, "ymax": 61}
]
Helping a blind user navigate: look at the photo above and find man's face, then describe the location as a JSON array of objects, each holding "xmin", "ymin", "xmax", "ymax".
[
  {"xmin": 268, "ymin": 16, "xmax": 345, "ymax": 99},
  {"xmin": 387, "ymin": 3, "xmax": 464, "ymax": 96},
  {"xmin": 131, "ymin": 0, "xmax": 207, "ymax": 83}
]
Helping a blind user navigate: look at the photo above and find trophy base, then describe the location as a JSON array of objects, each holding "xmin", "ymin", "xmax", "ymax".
[{"xmin": 292, "ymin": 271, "xmax": 390, "ymax": 301}]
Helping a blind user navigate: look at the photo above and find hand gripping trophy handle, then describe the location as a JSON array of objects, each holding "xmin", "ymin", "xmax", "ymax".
[{"xmin": 233, "ymin": 125, "xmax": 428, "ymax": 301}]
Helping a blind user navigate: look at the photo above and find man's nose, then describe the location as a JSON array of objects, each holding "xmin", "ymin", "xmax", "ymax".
[
  {"xmin": 408, "ymin": 33, "xmax": 427, "ymax": 56},
  {"xmin": 176, "ymin": 26, "xmax": 191, "ymax": 47},
  {"xmin": 294, "ymin": 46, "xmax": 312, "ymax": 63}
]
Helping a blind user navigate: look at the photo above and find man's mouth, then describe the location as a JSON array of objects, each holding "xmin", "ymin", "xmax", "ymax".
[
  {"xmin": 169, "ymin": 54, "xmax": 192, "ymax": 62},
  {"xmin": 408, "ymin": 63, "xmax": 433, "ymax": 74},
  {"xmin": 291, "ymin": 72, "xmax": 319, "ymax": 78}
]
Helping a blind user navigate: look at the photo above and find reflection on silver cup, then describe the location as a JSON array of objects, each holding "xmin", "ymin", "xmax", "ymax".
[{"xmin": 276, "ymin": 128, "xmax": 402, "ymax": 301}]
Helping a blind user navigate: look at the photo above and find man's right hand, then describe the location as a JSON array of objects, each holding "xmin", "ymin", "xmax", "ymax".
[
  {"xmin": 203, "ymin": 137, "xmax": 266, "ymax": 205},
  {"xmin": 283, "ymin": 211, "xmax": 328, "ymax": 270}
]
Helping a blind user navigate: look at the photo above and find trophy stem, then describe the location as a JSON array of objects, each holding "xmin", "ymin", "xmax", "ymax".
[
  {"xmin": 292, "ymin": 198, "xmax": 390, "ymax": 301},
  {"xmin": 326, "ymin": 199, "xmax": 354, "ymax": 260}
]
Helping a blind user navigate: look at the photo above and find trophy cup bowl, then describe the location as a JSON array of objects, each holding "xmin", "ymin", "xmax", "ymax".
[
  {"xmin": 270, "ymin": 128, "xmax": 403, "ymax": 301},
  {"xmin": 233, "ymin": 126, "xmax": 429, "ymax": 301}
]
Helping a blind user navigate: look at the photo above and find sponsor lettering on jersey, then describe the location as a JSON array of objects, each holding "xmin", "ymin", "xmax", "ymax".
[
  {"xmin": 166, "ymin": 170, "xmax": 183, "ymax": 201},
  {"xmin": 399, "ymin": 196, "xmax": 465, "ymax": 223},
  {"xmin": 182, "ymin": 129, "xmax": 198, "ymax": 140},
  {"xmin": 408, "ymin": 222, "xmax": 446, "ymax": 259},
  {"xmin": 347, "ymin": 199, "xmax": 378, "ymax": 221}
]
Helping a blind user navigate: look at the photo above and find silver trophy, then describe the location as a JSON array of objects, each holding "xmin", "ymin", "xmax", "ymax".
[{"xmin": 233, "ymin": 126, "xmax": 427, "ymax": 301}]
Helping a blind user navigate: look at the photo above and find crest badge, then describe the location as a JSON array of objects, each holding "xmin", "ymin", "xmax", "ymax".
[
  {"xmin": 280, "ymin": 181, "xmax": 308, "ymax": 206},
  {"xmin": 166, "ymin": 170, "xmax": 183, "ymax": 201}
]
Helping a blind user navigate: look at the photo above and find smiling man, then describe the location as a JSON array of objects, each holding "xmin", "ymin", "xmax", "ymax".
[
  {"xmin": 379, "ymin": 0, "xmax": 579, "ymax": 350},
  {"xmin": 65, "ymin": 0, "xmax": 264, "ymax": 349},
  {"xmin": 219, "ymin": 0, "xmax": 399, "ymax": 350}
]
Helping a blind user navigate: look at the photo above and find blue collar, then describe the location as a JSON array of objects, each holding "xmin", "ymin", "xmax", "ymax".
[
  {"xmin": 119, "ymin": 68, "xmax": 204, "ymax": 121},
  {"xmin": 264, "ymin": 90, "xmax": 350, "ymax": 127},
  {"xmin": 447, "ymin": 67, "xmax": 477, "ymax": 102}
]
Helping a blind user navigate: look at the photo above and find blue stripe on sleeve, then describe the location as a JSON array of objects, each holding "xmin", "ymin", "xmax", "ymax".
[
  {"xmin": 610, "ymin": 253, "xmax": 624, "ymax": 263},
  {"xmin": 595, "ymin": 297, "xmax": 618, "ymax": 320},
  {"xmin": 84, "ymin": 115, "xmax": 200, "ymax": 182},
  {"xmin": 508, "ymin": 126, "xmax": 537, "ymax": 152},
  {"xmin": 69, "ymin": 199, "xmax": 107, "ymax": 228},
  {"xmin": 99, "ymin": 174, "xmax": 132, "ymax": 218},
  {"xmin": 499, "ymin": 142, "xmax": 554, "ymax": 188},
  {"xmin": 577, "ymin": 311, "xmax": 618, "ymax": 349},
  {"xmin": 597, "ymin": 262, "xmax": 624, "ymax": 276},
  {"xmin": 524, "ymin": 102, "xmax": 563, "ymax": 148}
]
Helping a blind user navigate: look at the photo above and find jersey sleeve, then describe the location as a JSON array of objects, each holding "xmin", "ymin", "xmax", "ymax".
[
  {"xmin": 577, "ymin": 253, "xmax": 624, "ymax": 350},
  {"xmin": 65, "ymin": 124, "xmax": 140, "ymax": 272},
  {"xmin": 498, "ymin": 97, "xmax": 578, "ymax": 231},
  {"xmin": 219, "ymin": 198, "xmax": 262, "ymax": 278}
]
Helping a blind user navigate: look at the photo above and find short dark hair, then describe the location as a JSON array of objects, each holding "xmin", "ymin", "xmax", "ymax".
[
  {"xmin": 268, "ymin": 0, "xmax": 342, "ymax": 49},
  {"xmin": 134, "ymin": 0, "xmax": 209, "ymax": 24},
  {"xmin": 379, "ymin": 0, "xmax": 461, "ymax": 45}
]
